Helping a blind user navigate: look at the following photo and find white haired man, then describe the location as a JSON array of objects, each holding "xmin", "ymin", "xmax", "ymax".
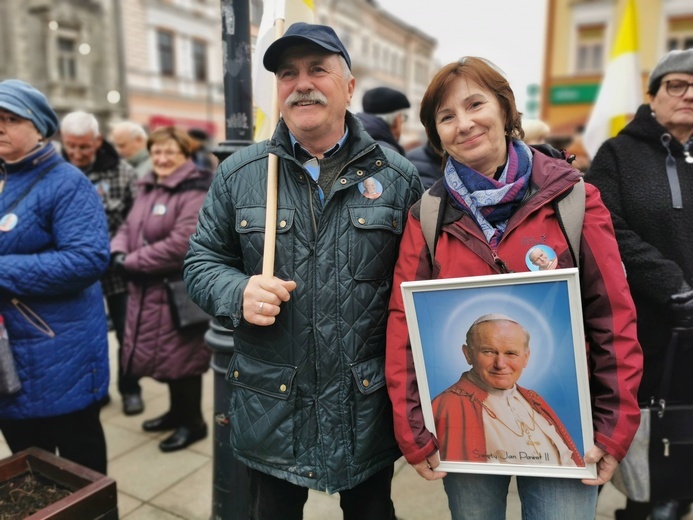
[
  {"xmin": 111, "ymin": 121, "xmax": 152, "ymax": 178},
  {"xmin": 61, "ymin": 111, "xmax": 142, "ymax": 416}
]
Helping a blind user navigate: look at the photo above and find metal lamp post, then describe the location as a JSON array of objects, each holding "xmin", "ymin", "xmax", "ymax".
[
  {"xmin": 208, "ymin": 1, "xmax": 254, "ymax": 518},
  {"xmin": 216, "ymin": 0, "xmax": 255, "ymax": 161}
]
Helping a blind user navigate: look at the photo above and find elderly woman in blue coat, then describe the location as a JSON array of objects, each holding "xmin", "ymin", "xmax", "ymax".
[{"xmin": 0, "ymin": 80, "xmax": 111, "ymax": 474}]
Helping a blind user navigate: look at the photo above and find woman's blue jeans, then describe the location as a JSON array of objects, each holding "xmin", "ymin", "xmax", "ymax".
[{"xmin": 443, "ymin": 472, "xmax": 598, "ymax": 520}]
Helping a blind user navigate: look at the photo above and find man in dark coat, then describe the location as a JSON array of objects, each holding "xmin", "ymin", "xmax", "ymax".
[
  {"xmin": 184, "ymin": 23, "xmax": 422, "ymax": 520},
  {"xmin": 406, "ymin": 140, "xmax": 442, "ymax": 189},
  {"xmin": 356, "ymin": 86, "xmax": 410, "ymax": 155},
  {"xmin": 61, "ymin": 111, "xmax": 143, "ymax": 416}
]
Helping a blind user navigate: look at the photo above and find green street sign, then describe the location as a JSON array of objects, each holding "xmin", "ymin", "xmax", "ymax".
[{"xmin": 550, "ymin": 84, "xmax": 599, "ymax": 105}]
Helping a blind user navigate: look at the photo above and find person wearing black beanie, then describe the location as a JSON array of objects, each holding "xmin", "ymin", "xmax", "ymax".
[{"xmin": 357, "ymin": 86, "xmax": 411, "ymax": 155}]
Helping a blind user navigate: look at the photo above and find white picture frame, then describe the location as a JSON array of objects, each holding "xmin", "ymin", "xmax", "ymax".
[{"xmin": 401, "ymin": 268, "xmax": 596, "ymax": 479}]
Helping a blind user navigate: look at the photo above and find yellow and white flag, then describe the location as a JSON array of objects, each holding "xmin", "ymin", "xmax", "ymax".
[
  {"xmin": 583, "ymin": 0, "xmax": 642, "ymax": 159},
  {"xmin": 252, "ymin": 0, "xmax": 314, "ymax": 142}
]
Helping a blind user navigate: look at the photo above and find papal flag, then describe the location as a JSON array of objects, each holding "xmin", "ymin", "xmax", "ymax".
[
  {"xmin": 253, "ymin": 0, "xmax": 314, "ymax": 142},
  {"xmin": 583, "ymin": 0, "xmax": 642, "ymax": 159}
]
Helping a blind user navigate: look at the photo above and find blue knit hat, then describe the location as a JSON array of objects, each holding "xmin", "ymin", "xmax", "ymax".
[{"xmin": 0, "ymin": 80, "xmax": 59, "ymax": 137}]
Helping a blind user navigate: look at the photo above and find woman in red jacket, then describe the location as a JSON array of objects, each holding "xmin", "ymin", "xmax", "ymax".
[
  {"xmin": 111, "ymin": 126, "xmax": 212, "ymax": 453},
  {"xmin": 385, "ymin": 57, "xmax": 643, "ymax": 520}
]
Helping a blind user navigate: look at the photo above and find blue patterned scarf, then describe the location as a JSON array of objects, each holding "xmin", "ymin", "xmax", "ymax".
[{"xmin": 444, "ymin": 138, "xmax": 533, "ymax": 246}]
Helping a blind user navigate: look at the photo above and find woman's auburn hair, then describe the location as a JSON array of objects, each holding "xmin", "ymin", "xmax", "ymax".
[
  {"xmin": 419, "ymin": 57, "xmax": 524, "ymax": 157},
  {"xmin": 147, "ymin": 126, "xmax": 194, "ymax": 158}
]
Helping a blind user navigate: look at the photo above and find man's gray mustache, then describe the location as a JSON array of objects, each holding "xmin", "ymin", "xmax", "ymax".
[{"xmin": 286, "ymin": 92, "xmax": 327, "ymax": 106}]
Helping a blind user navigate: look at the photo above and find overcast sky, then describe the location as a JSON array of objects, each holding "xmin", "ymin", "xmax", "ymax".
[{"xmin": 374, "ymin": 0, "xmax": 549, "ymax": 113}]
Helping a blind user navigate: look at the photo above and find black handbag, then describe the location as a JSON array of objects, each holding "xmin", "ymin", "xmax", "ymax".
[
  {"xmin": 164, "ymin": 278, "xmax": 210, "ymax": 330},
  {"xmin": 613, "ymin": 327, "xmax": 693, "ymax": 503}
]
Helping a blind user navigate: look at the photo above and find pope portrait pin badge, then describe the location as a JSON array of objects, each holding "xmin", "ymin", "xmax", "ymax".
[
  {"xmin": 525, "ymin": 245, "xmax": 558, "ymax": 271},
  {"xmin": 0, "ymin": 213, "xmax": 18, "ymax": 232}
]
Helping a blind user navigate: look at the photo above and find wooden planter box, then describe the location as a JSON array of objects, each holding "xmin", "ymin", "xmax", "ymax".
[{"xmin": 0, "ymin": 447, "xmax": 117, "ymax": 519}]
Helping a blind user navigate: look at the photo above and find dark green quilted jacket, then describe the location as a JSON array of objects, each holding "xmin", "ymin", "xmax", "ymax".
[{"xmin": 184, "ymin": 113, "xmax": 422, "ymax": 492}]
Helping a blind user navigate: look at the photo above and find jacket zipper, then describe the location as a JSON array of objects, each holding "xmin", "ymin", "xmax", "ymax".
[
  {"xmin": 11, "ymin": 298, "xmax": 56, "ymax": 337},
  {"xmin": 307, "ymin": 179, "xmax": 318, "ymax": 237},
  {"xmin": 297, "ymin": 143, "xmax": 380, "ymax": 450},
  {"xmin": 490, "ymin": 251, "xmax": 513, "ymax": 273},
  {"xmin": 662, "ymin": 437, "xmax": 693, "ymax": 457}
]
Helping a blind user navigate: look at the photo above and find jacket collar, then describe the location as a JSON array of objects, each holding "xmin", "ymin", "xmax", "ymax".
[
  {"xmin": 355, "ymin": 112, "xmax": 405, "ymax": 155},
  {"xmin": 269, "ymin": 111, "xmax": 387, "ymax": 170},
  {"xmin": 138, "ymin": 159, "xmax": 200, "ymax": 190},
  {"xmin": 622, "ymin": 103, "xmax": 690, "ymax": 153},
  {"xmin": 431, "ymin": 149, "xmax": 581, "ymax": 227},
  {"xmin": 4, "ymin": 142, "xmax": 60, "ymax": 175},
  {"xmin": 61, "ymin": 138, "xmax": 120, "ymax": 173},
  {"xmin": 129, "ymin": 148, "xmax": 150, "ymax": 168}
]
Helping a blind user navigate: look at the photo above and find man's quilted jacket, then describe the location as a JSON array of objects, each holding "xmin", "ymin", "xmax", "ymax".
[
  {"xmin": 0, "ymin": 144, "xmax": 110, "ymax": 419},
  {"xmin": 184, "ymin": 113, "xmax": 423, "ymax": 493}
]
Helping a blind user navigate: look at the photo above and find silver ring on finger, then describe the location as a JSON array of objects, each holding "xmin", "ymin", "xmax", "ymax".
[{"xmin": 258, "ymin": 301, "xmax": 265, "ymax": 314}]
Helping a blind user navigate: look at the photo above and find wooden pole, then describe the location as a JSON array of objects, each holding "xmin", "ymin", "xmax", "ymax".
[{"xmin": 261, "ymin": 17, "xmax": 285, "ymax": 277}]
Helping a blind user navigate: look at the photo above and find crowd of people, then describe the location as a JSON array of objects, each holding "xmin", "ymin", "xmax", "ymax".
[
  {"xmin": 0, "ymin": 80, "xmax": 217, "ymax": 465},
  {"xmin": 0, "ymin": 20, "xmax": 691, "ymax": 520}
]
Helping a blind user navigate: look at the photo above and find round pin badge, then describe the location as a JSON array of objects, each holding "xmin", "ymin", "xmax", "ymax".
[
  {"xmin": 95, "ymin": 180, "xmax": 111, "ymax": 197},
  {"xmin": 359, "ymin": 178, "xmax": 383, "ymax": 200},
  {"xmin": 526, "ymin": 245, "xmax": 558, "ymax": 271},
  {"xmin": 0, "ymin": 213, "xmax": 18, "ymax": 232},
  {"xmin": 152, "ymin": 204, "xmax": 167, "ymax": 216}
]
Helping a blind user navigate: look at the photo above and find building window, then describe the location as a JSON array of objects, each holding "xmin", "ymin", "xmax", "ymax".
[
  {"xmin": 667, "ymin": 17, "xmax": 693, "ymax": 50},
  {"xmin": 250, "ymin": 0, "xmax": 263, "ymax": 26},
  {"xmin": 57, "ymin": 36, "xmax": 77, "ymax": 80},
  {"xmin": 575, "ymin": 24, "xmax": 604, "ymax": 74},
  {"xmin": 414, "ymin": 61, "xmax": 428, "ymax": 85},
  {"xmin": 339, "ymin": 28, "xmax": 352, "ymax": 51},
  {"xmin": 192, "ymin": 39, "xmax": 207, "ymax": 82},
  {"xmin": 157, "ymin": 29, "xmax": 175, "ymax": 77}
]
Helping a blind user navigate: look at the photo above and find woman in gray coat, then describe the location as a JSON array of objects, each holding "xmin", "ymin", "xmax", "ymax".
[{"xmin": 111, "ymin": 126, "xmax": 212, "ymax": 452}]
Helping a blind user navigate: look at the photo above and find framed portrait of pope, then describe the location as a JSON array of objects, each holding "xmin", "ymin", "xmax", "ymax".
[{"xmin": 400, "ymin": 268, "xmax": 596, "ymax": 479}]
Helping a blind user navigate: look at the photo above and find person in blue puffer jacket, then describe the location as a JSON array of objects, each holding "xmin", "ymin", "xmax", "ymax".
[{"xmin": 0, "ymin": 79, "xmax": 111, "ymax": 474}]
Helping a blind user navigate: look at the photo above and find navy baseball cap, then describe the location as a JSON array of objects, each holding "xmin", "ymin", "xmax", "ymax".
[{"xmin": 263, "ymin": 22, "xmax": 351, "ymax": 73}]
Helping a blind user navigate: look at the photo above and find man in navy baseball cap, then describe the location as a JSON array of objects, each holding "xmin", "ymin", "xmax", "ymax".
[
  {"xmin": 263, "ymin": 22, "xmax": 351, "ymax": 73},
  {"xmin": 184, "ymin": 19, "xmax": 422, "ymax": 520}
]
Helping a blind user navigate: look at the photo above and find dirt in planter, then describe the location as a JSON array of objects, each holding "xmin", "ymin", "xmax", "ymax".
[{"xmin": 0, "ymin": 471, "xmax": 72, "ymax": 519}]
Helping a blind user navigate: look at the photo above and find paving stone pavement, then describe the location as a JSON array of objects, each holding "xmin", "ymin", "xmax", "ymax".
[{"xmin": 0, "ymin": 331, "xmax": 687, "ymax": 519}]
